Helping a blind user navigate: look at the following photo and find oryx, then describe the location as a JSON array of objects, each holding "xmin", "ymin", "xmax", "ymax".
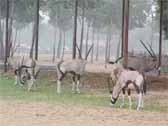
[
  {"xmin": 108, "ymin": 58, "xmax": 146, "ymax": 110},
  {"xmin": 7, "ymin": 56, "xmax": 40, "ymax": 91},
  {"xmin": 56, "ymin": 44, "xmax": 93, "ymax": 94},
  {"xmin": 124, "ymin": 40, "xmax": 159, "ymax": 74}
]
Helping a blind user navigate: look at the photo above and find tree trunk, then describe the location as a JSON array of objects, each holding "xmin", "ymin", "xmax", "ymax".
[
  {"xmin": 72, "ymin": 0, "xmax": 78, "ymax": 59},
  {"xmin": 95, "ymin": 31, "xmax": 99, "ymax": 61},
  {"xmin": 57, "ymin": 29, "xmax": 62, "ymax": 59},
  {"xmin": 30, "ymin": 1, "xmax": 37, "ymax": 58},
  {"xmin": 107, "ymin": 36, "xmax": 111, "ymax": 61},
  {"xmin": 30, "ymin": 22, "xmax": 36, "ymax": 58},
  {"xmin": 91, "ymin": 27, "xmax": 95, "ymax": 63},
  {"xmin": 61, "ymin": 31, "xmax": 66, "ymax": 60},
  {"xmin": 8, "ymin": 0, "xmax": 15, "ymax": 57},
  {"xmin": 52, "ymin": 28, "xmax": 57, "ymax": 62},
  {"xmin": 79, "ymin": 4, "xmax": 85, "ymax": 58},
  {"xmin": 85, "ymin": 23, "xmax": 90, "ymax": 59},
  {"xmin": 10, "ymin": 28, "xmax": 18, "ymax": 57},
  {"xmin": 4, "ymin": 0, "xmax": 9, "ymax": 72},
  {"xmin": 105, "ymin": 33, "xmax": 109, "ymax": 64},
  {"xmin": 0, "ymin": 20, "xmax": 4, "ymax": 60},
  {"xmin": 35, "ymin": 0, "xmax": 40, "ymax": 60}
]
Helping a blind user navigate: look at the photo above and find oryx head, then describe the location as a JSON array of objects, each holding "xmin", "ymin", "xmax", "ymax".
[
  {"xmin": 110, "ymin": 81, "xmax": 122, "ymax": 105},
  {"xmin": 108, "ymin": 57, "xmax": 123, "ymax": 94},
  {"xmin": 19, "ymin": 68, "xmax": 31, "ymax": 84}
]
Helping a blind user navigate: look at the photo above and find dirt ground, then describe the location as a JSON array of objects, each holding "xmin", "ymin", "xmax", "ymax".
[{"xmin": 0, "ymin": 99, "xmax": 168, "ymax": 126}]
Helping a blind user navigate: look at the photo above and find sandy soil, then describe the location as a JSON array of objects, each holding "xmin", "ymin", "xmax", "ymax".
[{"xmin": 0, "ymin": 100, "xmax": 168, "ymax": 126}]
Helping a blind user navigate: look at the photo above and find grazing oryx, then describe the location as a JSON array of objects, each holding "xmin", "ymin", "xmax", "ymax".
[
  {"xmin": 7, "ymin": 56, "xmax": 40, "ymax": 91},
  {"xmin": 56, "ymin": 44, "xmax": 93, "ymax": 94},
  {"xmin": 108, "ymin": 57, "xmax": 146, "ymax": 110}
]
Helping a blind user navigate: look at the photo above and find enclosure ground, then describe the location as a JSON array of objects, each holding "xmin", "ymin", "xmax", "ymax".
[{"xmin": 1, "ymin": 100, "xmax": 168, "ymax": 126}]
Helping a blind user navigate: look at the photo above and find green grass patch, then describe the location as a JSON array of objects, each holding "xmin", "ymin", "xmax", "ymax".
[{"xmin": 0, "ymin": 74, "xmax": 167, "ymax": 112}]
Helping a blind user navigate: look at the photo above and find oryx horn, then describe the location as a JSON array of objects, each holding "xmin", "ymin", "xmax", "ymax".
[
  {"xmin": 76, "ymin": 44, "xmax": 82, "ymax": 59},
  {"xmin": 147, "ymin": 43, "xmax": 157, "ymax": 58},
  {"xmin": 85, "ymin": 44, "xmax": 93, "ymax": 60},
  {"xmin": 140, "ymin": 40, "xmax": 155, "ymax": 58},
  {"xmin": 115, "ymin": 56, "xmax": 123, "ymax": 63}
]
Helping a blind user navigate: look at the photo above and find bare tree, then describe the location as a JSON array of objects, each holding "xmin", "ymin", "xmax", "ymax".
[
  {"xmin": 85, "ymin": 23, "xmax": 90, "ymax": 59},
  {"xmin": 72, "ymin": 0, "xmax": 78, "ymax": 59},
  {"xmin": 4, "ymin": 0, "xmax": 9, "ymax": 72},
  {"xmin": 79, "ymin": 3, "xmax": 85, "ymax": 58},
  {"xmin": 35, "ymin": 0, "xmax": 40, "ymax": 60}
]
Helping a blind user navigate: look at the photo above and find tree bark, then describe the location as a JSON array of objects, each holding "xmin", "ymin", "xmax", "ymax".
[
  {"xmin": 79, "ymin": 4, "xmax": 85, "ymax": 59},
  {"xmin": 72, "ymin": 0, "xmax": 78, "ymax": 59},
  {"xmin": 91, "ymin": 27, "xmax": 95, "ymax": 63},
  {"xmin": 62, "ymin": 30, "xmax": 66, "ymax": 60},
  {"xmin": 0, "ymin": 20, "xmax": 4, "ymax": 60},
  {"xmin": 4, "ymin": 0, "xmax": 9, "ymax": 72},
  {"xmin": 30, "ymin": 22, "xmax": 36, "ymax": 58},
  {"xmin": 8, "ymin": 0, "xmax": 15, "ymax": 57},
  {"xmin": 57, "ymin": 29, "xmax": 62, "ymax": 59},
  {"xmin": 85, "ymin": 23, "xmax": 90, "ymax": 59},
  {"xmin": 95, "ymin": 31, "xmax": 99, "ymax": 61},
  {"xmin": 52, "ymin": 28, "xmax": 57, "ymax": 62},
  {"xmin": 30, "ymin": 1, "xmax": 37, "ymax": 59},
  {"xmin": 35, "ymin": 0, "xmax": 40, "ymax": 60}
]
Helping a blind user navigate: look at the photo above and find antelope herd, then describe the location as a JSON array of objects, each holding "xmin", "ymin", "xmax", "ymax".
[{"xmin": 5, "ymin": 41, "xmax": 160, "ymax": 110}]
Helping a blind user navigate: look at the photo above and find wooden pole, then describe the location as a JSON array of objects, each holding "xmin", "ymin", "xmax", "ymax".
[
  {"xmin": 4, "ymin": 0, "xmax": 9, "ymax": 72},
  {"xmin": 121, "ymin": 0, "xmax": 125, "ymax": 57},
  {"xmin": 123, "ymin": 0, "xmax": 129, "ymax": 67}
]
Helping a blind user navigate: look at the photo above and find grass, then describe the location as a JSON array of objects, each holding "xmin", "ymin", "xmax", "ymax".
[{"xmin": 0, "ymin": 73, "xmax": 168, "ymax": 112}]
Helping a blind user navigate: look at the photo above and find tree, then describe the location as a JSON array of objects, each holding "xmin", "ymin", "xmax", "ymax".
[
  {"xmin": 156, "ymin": 0, "xmax": 168, "ymax": 39},
  {"xmin": 4, "ymin": 0, "xmax": 9, "ymax": 72}
]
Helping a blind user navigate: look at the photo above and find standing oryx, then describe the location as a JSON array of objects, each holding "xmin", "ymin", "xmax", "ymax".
[
  {"xmin": 108, "ymin": 58, "xmax": 146, "ymax": 110},
  {"xmin": 56, "ymin": 44, "xmax": 93, "ymax": 94},
  {"xmin": 7, "ymin": 56, "xmax": 40, "ymax": 91}
]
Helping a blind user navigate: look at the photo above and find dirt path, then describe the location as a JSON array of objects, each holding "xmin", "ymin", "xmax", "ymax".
[{"xmin": 0, "ymin": 100, "xmax": 168, "ymax": 126}]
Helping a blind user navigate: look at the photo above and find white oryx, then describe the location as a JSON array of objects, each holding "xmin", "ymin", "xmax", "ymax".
[
  {"xmin": 108, "ymin": 58, "xmax": 146, "ymax": 110},
  {"xmin": 56, "ymin": 44, "xmax": 93, "ymax": 94},
  {"xmin": 7, "ymin": 56, "xmax": 40, "ymax": 91}
]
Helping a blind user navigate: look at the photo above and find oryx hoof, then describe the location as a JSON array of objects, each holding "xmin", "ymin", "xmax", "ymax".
[
  {"xmin": 137, "ymin": 107, "xmax": 143, "ymax": 111},
  {"xmin": 109, "ymin": 102, "xmax": 114, "ymax": 107},
  {"xmin": 76, "ymin": 90, "xmax": 80, "ymax": 94},
  {"xmin": 120, "ymin": 104, "xmax": 124, "ymax": 108}
]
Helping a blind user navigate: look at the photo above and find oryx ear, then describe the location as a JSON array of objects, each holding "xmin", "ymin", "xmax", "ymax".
[
  {"xmin": 147, "ymin": 43, "xmax": 157, "ymax": 59},
  {"xmin": 76, "ymin": 44, "xmax": 82, "ymax": 59},
  {"xmin": 85, "ymin": 44, "xmax": 93, "ymax": 60}
]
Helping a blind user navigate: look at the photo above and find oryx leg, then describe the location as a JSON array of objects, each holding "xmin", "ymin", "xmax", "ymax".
[
  {"xmin": 27, "ymin": 75, "xmax": 35, "ymax": 91},
  {"xmin": 57, "ymin": 73, "xmax": 65, "ymax": 94},
  {"xmin": 72, "ymin": 75, "xmax": 76, "ymax": 93},
  {"xmin": 120, "ymin": 88, "xmax": 126, "ymax": 108},
  {"xmin": 127, "ymin": 89, "xmax": 132, "ymax": 110},
  {"xmin": 76, "ymin": 75, "xmax": 80, "ymax": 93},
  {"xmin": 137, "ymin": 92, "xmax": 143, "ymax": 110},
  {"xmin": 14, "ymin": 69, "xmax": 19, "ymax": 85}
]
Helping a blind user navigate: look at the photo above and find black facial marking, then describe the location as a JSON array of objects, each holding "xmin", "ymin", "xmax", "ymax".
[
  {"xmin": 111, "ymin": 97, "xmax": 117, "ymax": 104},
  {"xmin": 127, "ymin": 89, "xmax": 131, "ymax": 96}
]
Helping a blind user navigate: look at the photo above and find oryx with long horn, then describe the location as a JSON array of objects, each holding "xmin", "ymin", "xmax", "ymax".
[
  {"xmin": 56, "ymin": 44, "xmax": 93, "ymax": 94},
  {"xmin": 125, "ymin": 40, "xmax": 159, "ymax": 73},
  {"xmin": 7, "ymin": 56, "xmax": 40, "ymax": 91},
  {"xmin": 108, "ymin": 57, "xmax": 146, "ymax": 110}
]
